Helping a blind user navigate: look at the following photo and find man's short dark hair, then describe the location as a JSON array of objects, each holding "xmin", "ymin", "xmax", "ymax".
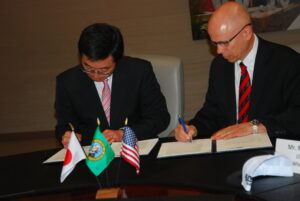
[{"xmin": 78, "ymin": 23, "xmax": 124, "ymax": 61}]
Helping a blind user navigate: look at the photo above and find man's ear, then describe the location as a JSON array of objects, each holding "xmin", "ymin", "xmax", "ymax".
[{"xmin": 243, "ymin": 25, "xmax": 253, "ymax": 41}]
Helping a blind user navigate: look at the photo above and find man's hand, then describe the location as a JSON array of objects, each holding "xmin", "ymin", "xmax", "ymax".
[
  {"xmin": 211, "ymin": 122, "xmax": 266, "ymax": 140},
  {"xmin": 103, "ymin": 129, "xmax": 124, "ymax": 144},
  {"xmin": 175, "ymin": 124, "xmax": 197, "ymax": 142},
  {"xmin": 61, "ymin": 131, "xmax": 82, "ymax": 149}
]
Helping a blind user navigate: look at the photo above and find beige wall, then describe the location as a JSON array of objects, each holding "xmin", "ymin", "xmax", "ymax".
[{"xmin": 1, "ymin": 0, "xmax": 300, "ymax": 134}]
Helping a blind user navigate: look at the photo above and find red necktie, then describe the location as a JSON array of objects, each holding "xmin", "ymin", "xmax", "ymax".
[
  {"xmin": 102, "ymin": 79, "xmax": 111, "ymax": 124},
  {"xmin": 238, "ymin": 62, "xmax": 251, "ymax": 123}
]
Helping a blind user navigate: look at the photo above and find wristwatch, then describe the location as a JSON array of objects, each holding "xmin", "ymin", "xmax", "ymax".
[{"xmin": 250, "ymin": 119, "xmax": 260, "ymax": 134}]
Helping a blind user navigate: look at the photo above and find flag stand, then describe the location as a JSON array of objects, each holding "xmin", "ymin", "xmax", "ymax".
[
  {"xmin": 93, "ymin": 118, "xmax": 131, "ymax": 199},
  {"xmin": 94, "ymin": 172, "xmax": 126, "ymax": 199},
  {"xmin": 93, "ymin": 148, "xmax": 127, "ymax": 199},
  {"xmin": 95, "ymin": 187, "xmax": 125, "ymax": 199}
]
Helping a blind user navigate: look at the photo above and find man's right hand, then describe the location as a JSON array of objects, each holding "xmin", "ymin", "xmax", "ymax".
[
  {"xmin": 174, "ymin": 124, "xmax": 197, "ymax": 142},
  {"xmin": 61, "ymin": 131, "xmax": 82, "ymax": 149}
]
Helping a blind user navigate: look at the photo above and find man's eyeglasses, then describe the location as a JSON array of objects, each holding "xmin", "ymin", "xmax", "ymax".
[
  {"xmin": 210, "ymin": 23, "xmax": 252, "ymax": 47},
  {"xmin": 81, "ymin": 65, "xmax": 111, "ymax": 76}
]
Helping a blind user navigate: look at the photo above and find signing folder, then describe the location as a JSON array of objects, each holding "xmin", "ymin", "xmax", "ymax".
[
  {"xmin": 157, "ymin": 139, "xmax": 212, "ymax": 158},
  {"xmin": 216, "ymin": 133, "xmax": 272, "ymax": 152},
  {"xmin": 157, "ymin": 133, "xmax": 272, "ymax": 158}
]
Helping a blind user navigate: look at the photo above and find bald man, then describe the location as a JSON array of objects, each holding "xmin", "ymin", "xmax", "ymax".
[{"xmin": 175, "ymin": 2, "xmax": 300, "ymax": 142}]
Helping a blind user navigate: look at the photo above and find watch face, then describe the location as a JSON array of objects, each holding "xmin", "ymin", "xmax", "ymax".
[{"xmin": 251, "ymin": 119, "xmax": 260, "ymax": 125}]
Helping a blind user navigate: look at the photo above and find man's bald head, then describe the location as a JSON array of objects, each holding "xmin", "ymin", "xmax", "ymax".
[
  {"xmin": 207, "ymin": 2, "xmax": 254, "ymax": 62},
  {"xmin": 208, "ymin": 2, "xmax": 251, "ymax": 36}
]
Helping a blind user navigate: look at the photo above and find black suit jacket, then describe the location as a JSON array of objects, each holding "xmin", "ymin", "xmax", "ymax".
[
  {"xmin": 55, "ymin": 56, "xmax": 170, "ymax": 145},
  {"xmin": 190, "ymin": 37, "xmax": 300, "ymax": 140}
]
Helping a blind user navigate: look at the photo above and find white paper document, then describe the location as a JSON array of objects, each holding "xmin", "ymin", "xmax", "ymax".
[
  {"xmin": 43, "ymin": 138, "xmax": 158, "ymax": 164},
  {"xmin": 216, "ymin": 133, "xmax": 272, "ymax": 152},
  {"xmin": 157, "ymin": 139, "xmax": 212, "ymax": 158}
]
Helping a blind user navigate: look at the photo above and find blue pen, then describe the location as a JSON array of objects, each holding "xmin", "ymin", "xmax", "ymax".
[{"xmin": 178, "ymin": 115, "xmax": 188, "ymax": 134}]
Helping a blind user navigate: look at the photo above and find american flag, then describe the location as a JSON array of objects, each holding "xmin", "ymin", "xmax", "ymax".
[{"xmin": 120, "ymin": 126, "xmax": 140, "ymax": 174}]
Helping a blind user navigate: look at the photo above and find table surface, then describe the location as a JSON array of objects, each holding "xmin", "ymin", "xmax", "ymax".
[{"xmin": 0, "ymin": 138, "xmax": 299, "ymax": 201}]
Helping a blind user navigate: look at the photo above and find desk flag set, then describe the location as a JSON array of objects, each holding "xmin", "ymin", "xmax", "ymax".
[
  {"xmin": 60, "ymin": 129, "xmax": 86, "ymax": 183},
  {"xmin": 86, "ymin": 119, "xmax": 115, "ymax": 176},
  {"xmin": 120, "ymin": 126, "xmax": 140, "ymax": 174}
]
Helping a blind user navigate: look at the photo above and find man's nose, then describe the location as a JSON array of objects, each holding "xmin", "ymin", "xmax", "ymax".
[{"xmin": 217, "ymin": 45, "xmax": 225, "ymax": 54}]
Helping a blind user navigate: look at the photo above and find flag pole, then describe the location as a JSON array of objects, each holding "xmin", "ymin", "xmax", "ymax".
[
  {"xmin": 94, "ymin": 118, "xmax": 103, "ymax": 189},
  {"xmin": 85, "ymin": 118, "xmax": 103, "ymax": 189},
  {"xmin": 101, "ymin": 116, "xmax": 110, "ymax": 188},
  {"xmin": 68, "ymin": 123, "xmax": 74, "ymax": 131},
  {"xmin": 93, "ymin": 117, "xmax": 121, "ymax": 199},
  {"xmin": 105, "ymin": 168, "xmax": 110, "ymax": 187},
  {"xmin": 60, "ymin": 123, "xmax": 86, "ymax": 183},
  {"xmin": 69, "ymin": 122, "xmax": 87, "ymax": 157},
  {"xmin": 95, "ymin": 175, "xmax": 102, "ymax": 189},
  {"xmin": 115, "ymin": 117, "xmax": 127, "ymax": 186}
]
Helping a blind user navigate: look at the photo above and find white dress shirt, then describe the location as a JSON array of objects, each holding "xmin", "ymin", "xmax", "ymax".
[{"xmin": 234, "ymin": 34, "xmax": 259, "ymax": 121}]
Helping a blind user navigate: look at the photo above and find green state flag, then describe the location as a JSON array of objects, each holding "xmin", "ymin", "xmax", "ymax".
[{"xmin": 86, "ymin": 126, "xmax": 115, "ymax": 176}]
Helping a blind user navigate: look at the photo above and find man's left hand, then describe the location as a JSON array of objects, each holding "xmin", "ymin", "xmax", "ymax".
[
  {"xmin": 211, "ymin": 122, "xmax": 266, "ymax": 140},
  {"xmin": 103, "ymin": 129, "xmax": 124, "ymax": 144}
]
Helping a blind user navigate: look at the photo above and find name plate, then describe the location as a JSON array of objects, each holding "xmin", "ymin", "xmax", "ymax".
[{"xmin": 275, "ymin": 138, "xmax": 300, "ymax": 174}]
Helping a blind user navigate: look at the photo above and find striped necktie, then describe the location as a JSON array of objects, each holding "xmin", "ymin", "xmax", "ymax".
[
  {"xmin": 102, "ymin": 79, "xmax": 111, "ymax": 124},
  {"xmin": 238, "ymin": 62, "xmax": 251, "ymax": 123}
]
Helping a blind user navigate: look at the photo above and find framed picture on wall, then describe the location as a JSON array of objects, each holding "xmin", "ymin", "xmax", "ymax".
[{"xmin": 189, "ymin": 0, "xmax": 300, "ymax": 40}]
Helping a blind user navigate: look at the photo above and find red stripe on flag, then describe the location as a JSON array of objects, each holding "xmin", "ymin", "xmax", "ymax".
[
  {"xmin": 120, "ymin": 150, "xmax": 140, "ymax": 168},
  {"xmin": 121, "ymin": 144, "xmax": 139, "ymax": 159},
  {"xmin": 120, "ymin": 144, "xmax": 140, "ymax": 174}
]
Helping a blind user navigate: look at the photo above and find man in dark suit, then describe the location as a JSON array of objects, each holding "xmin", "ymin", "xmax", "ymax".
[
  {"xmin": 55, "ymin": 23, "xmax": 170, "ymax": 148},
  {"xmin": 175, "ymin": 2, "xmax": 300, "ymax": 142}
]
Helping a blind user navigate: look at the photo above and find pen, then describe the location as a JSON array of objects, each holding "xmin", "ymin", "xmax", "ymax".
[
  {"xmin": 178, "ymin": 115, "xmax": 191, "ymax": 142},
  {"xmin": 178, "ymin": 115, "xmax": 188, "ymax": 134}
]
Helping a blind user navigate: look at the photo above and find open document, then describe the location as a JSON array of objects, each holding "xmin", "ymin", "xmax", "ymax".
[
  {"xmin": 157, "ymin": 139, "xmax": 212, "ymax": 158},
  {"xmin": 216, "ymin": 133, "xmax": 272, "ymax": 152},
  {"xmin": 43, "ymin": 138, "xmax": 158, "ymax": 164},
  {"xmin": 157, "ymin": 133, "xmax": 272, "ymax": 159}
]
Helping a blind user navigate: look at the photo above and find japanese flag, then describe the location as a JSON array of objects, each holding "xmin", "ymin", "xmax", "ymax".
[{"xmin": 60, "ymin": 131, "xmax": 86, "ymax": 183}]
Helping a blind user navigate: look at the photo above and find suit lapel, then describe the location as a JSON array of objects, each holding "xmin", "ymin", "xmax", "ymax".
[
  {"xmin": 249, "ymin": 38, "xmax": 272, "ymax": 119},
  {"xmin": 110, "ymin": 61, "xmax": 126, "ymax": 128},
  {"xmin": 78, "ymin": 71, "xmax": 108, "ymax": 127},
  {"xmin": 223, "ymin": 62, "xmax": 237, "ymax": 124}
]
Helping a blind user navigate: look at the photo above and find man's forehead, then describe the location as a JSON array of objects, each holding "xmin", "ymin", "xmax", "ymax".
[{"xmin": 208, "ymin": 21, "xmax": 229, "ymax": 37}]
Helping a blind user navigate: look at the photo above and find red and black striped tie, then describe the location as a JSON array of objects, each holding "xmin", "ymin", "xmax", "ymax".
[{"xmin": 238, "ymin": 62, "xmax": 251, "ymax": 123}]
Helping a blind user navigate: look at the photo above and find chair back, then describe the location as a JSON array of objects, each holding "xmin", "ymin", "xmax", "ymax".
[
  {"xmin": 287, "ymin": 43, "xmax": 300, "ymax": 53},
  {"xmin": 130, "ymin": 54, "xmax": 184, "ymax": 137}
]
